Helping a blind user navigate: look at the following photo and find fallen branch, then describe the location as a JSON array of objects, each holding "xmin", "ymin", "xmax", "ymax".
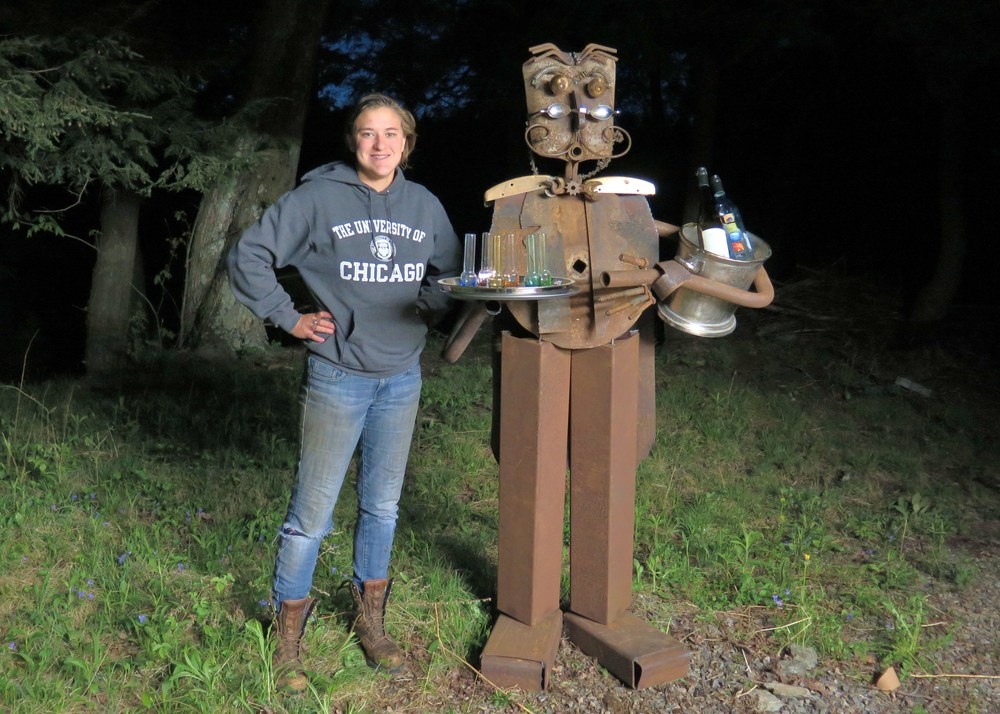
[
  {"xmin": 910, "ymin": 673, "xmax": 1000, "ymax": 680},
  {"xmin": 752, "ymin": 616, "xmax": 812, "ymax": 634}
]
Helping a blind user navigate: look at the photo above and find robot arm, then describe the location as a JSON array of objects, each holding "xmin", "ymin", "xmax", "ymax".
[{"xmin": 600, "ymin": 258, "xmax": 774, "ymax": 309}]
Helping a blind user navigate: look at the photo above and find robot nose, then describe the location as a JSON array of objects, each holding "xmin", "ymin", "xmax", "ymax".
[{"xmin": 568, "ymin": 88, "xmax": 586, "ymax": 131}]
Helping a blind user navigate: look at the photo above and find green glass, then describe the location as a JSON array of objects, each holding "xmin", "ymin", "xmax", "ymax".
[
  {"xmin": 522, "ymin": 233, "xmax": 542, "ymax": 286},
  {"xmin": 537, "ymin": 232, "xmax": 553, "ymax": 285}
]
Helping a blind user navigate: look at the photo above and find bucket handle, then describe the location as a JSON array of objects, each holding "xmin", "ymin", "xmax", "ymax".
[{"xmin": 600, "ymin": 259, "xmax": 774, "ymax": 309}]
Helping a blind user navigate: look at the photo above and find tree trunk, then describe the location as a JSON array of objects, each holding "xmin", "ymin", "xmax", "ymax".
[
  {"xmin": 180, "ymin": 142, "xmax": 300, "ymax": 353},
  {"xmin": 85, "ymin": 187, "xmax": 142, "ymax": 373},
  {"xmin": 906, "ymin": 78, "xmax": 966, "ymax": 336},
  {"xmin": 179, "ymin": 0, "xmax": 330, "ymax": 354}
]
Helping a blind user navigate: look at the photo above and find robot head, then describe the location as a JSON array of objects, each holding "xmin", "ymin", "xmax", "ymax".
[{"xmin": 522, "ymin": 43, "xmax": 631, "ymax": 176}]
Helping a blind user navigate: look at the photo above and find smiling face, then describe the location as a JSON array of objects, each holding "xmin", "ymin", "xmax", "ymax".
[{"xmin": 352, "ymin": 106, "xmax": 407, "ymax": 191}]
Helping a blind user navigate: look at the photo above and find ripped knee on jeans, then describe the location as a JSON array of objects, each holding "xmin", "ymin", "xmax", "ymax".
[{"xmin": 280, "ymin": 525, "xmax": 307, "ymax": 537}]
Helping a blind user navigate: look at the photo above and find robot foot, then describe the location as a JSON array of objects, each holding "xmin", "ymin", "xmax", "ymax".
[
  {"xmin": 564, "ymin": 610, "xmax": 689, "ymax": 689},
  {"xmin": 479, "ymin": 610, "xmax": 562, "ymax": 692}
]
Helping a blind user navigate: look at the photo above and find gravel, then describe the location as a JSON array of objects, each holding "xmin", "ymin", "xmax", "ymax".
[{"xmin": 356, "ymin": 538, "xmax": 999, "ymax": 714}]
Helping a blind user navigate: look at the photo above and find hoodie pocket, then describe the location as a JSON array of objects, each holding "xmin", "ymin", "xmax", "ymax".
[{"xmin": 342, "ymin": 303, "xmax": 425, "ymax": 369}]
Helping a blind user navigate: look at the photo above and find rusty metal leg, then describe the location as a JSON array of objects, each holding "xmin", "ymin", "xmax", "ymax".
[
  {"xmin": 495, "ymin": 332, "xmax": 570, "ymax": 623},
  {"xmin": 480, "ymin": 332, "xmax": 570, "ymax": 691},
  {"xmin": 568, "ymin": 332, "xmax": 639, "ymax": 625},
  {"xmin": 565, "ymin": 331, "xmax": 689, "ymax": 688}
]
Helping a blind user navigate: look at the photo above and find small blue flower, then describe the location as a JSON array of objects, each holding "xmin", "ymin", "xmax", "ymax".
[
  {"xmin": 846, "ymin": 612, "xmax": 855, "ymax": 621},
  {"xmin": 77, "ymin": 590, "xmax": 86, "ymax": 598},
  {"xmin": 330, "ymin": 567, "xmax": 338, "ymax": 574},
  {"xmin": 86, "ymin": 579, "xmax": 94, "ymax": 586},
  {"xmin": 116, "ymin": 551, "xmax": 131, "ymax": 565},
  {"xmin": 137, "ymin": 614, "xmax": 147, "ymax": 624},
  {"xmin": 71, "ymin": 494, "xmax": 78, "ymax": 501},
  {"xmin": 258, "ymin": 599, "xmax": 270, "ymax": 608},
  {"xmin": 51, "ymin": 504, "xmax": 58, "ymax": 511},
  {"xmin": 8, "ymin": 641, "xmax": 16, "ymax": 651},
  {"xmin": 784, "ymin": 588, "xmax": 791, "ymax": 596},
  {"xmin": 772, "ymin": 594, "xmax": 784, "ymax": 607},
  {"xmin": 176, "ymin": 563, "xmax": 185, "ymax": 572},
  {"xmin": 89, "ymin": 492, "xmax": 97, "ymax": 500}
]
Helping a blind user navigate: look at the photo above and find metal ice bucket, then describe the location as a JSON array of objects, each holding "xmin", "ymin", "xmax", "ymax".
[{"xmin": 657, "ymin": 223, "xmax": 773, "ymax": 337}]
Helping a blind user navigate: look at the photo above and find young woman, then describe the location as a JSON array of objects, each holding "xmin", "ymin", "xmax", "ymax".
[{"xmin": 228, "ymin": 93, "xmax": 460, "ymax": 690}]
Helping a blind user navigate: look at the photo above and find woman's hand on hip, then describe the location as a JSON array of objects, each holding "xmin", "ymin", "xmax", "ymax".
[{"xmin": 291, "ymin": 311, "xmax": 335, "ymax": 342}]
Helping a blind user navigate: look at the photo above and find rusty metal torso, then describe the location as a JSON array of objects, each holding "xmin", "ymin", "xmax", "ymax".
[{"xmin": 488, "ymin": 182, "xmax": 659, "ymax": 349}]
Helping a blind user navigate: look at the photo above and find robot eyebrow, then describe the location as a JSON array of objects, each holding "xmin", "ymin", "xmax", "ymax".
[
  {"xmin": 530, "ymin": 65, "xmax": 569, "ymax": 88},
  {"xmin": 530, "ymin": 65, "xmax": 613, "ymax": 89},
  {"xmin": 579, "ymin": 68, "xmax": 613, "ymax": 84}
]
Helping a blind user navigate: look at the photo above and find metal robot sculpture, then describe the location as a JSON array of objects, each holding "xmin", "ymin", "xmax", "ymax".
[{"xmin": 443, "ymin": 43, "xmax": 773, "ymax": 692}]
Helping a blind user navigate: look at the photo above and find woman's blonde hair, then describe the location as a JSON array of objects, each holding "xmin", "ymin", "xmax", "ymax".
[{"xmin": 345, "ymin": 93, "xmax": 418, "ymax": 168}]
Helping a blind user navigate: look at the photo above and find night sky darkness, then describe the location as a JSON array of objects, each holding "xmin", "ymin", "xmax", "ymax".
[{"xmin": 2, "ymin": 2, "xmax": 997, "ymax": 380}]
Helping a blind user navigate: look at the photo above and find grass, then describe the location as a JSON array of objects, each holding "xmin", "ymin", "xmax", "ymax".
[{"xmin": 2, "ymin": 297, "xmax": 999, "ymax": 711}]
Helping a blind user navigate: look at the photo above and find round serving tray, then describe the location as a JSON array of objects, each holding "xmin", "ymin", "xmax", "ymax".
[{"xmin": 438, "ymin": 276, "xmax": 578, "ymax": 301}]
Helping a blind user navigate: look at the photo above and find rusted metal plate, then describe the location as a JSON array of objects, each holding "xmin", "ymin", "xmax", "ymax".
[
  {"xmin": 564, "ymin": 611, "xmax": 690, "ymax": 689},
  {"xmin": 480, "ymin": 610, "xmax": 563, "ymax": 692},
  {"xmin": 491, "ymin": 191, "xmax": 658, "ymax": 349},
  {"xmin": 496, "ymin": 332, "xmax": 571, "ymax": 625},
  {"xmin": 568, "ymin": 333, "xmax": 638, "ymax": 625}
]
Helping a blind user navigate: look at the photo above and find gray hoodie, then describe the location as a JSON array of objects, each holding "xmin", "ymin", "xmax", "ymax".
[{"xmin": 228, "ymin": 161, "xmax": 460, "ymax": 377}]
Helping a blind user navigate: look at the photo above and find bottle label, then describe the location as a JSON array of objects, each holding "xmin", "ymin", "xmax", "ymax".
[{"xmin": 701, "ymin": 227, "xmax": 729, "ymax": 258}]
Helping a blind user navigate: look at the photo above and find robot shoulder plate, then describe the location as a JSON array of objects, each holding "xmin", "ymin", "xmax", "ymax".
[
  {"xmin": 584, "ymin": 176, "xmax": 656, "ymax": 196},
  {"xmin": 484, "ymin": 175, "xmax": 657, "ymax": 204}
]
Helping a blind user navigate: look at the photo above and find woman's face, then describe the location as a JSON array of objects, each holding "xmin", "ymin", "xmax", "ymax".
[{"xmin": 353, "ymin": 106, "xmax": 406, "ymax": 191}]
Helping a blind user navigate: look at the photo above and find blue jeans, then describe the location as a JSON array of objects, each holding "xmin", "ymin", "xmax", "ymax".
[{"xmin": 272, "ymin": 355, "xmax": 422, "ymax": 606}]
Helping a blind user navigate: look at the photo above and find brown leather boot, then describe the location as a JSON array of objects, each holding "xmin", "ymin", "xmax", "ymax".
[
  {"xmin": 350, "ymin": 579, "xmax": 404, "ymax": 672},
  {"xmin": 272, "ymin": 596, "xmax": 315, "ymax": 693}
]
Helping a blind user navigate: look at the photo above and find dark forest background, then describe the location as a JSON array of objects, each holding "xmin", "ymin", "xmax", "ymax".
[{"xmin": 2, "ymin": 0, "xmax": 998, "ymax": 380}]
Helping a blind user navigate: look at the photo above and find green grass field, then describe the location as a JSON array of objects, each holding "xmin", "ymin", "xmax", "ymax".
[{"xmin": 2, "ymin": 290, "xmax": 998, "ymax": 712}]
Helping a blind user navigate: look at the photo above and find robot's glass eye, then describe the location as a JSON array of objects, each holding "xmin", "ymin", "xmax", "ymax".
[
  {"xmin": 589, "ymin": 104, "xmax": 614, "ymax": 120},
  {"xmin": 549, "ymin": 74, "xmax": 571, "ymax": 95},
  {"xmin": 587, "ymin": 76, "xmax": 607, "ymax": 98},
  {"xmin": 541, "ymin": 103, "xmax": 570, "ymax": 118}
]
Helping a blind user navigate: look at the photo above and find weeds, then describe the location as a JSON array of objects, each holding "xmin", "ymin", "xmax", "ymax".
[{"xmin": 1, "ymin": 325, "xmax": 998, "ymax": 711}]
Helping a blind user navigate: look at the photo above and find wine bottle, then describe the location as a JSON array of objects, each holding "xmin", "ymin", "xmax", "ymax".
[
  {"xmin": 710, "ymin": 174, "xmax": 754, "ymax": 260},
  {"xmin": 696, "ymin": 167, "xmax": 729, "ymax": 258}
]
